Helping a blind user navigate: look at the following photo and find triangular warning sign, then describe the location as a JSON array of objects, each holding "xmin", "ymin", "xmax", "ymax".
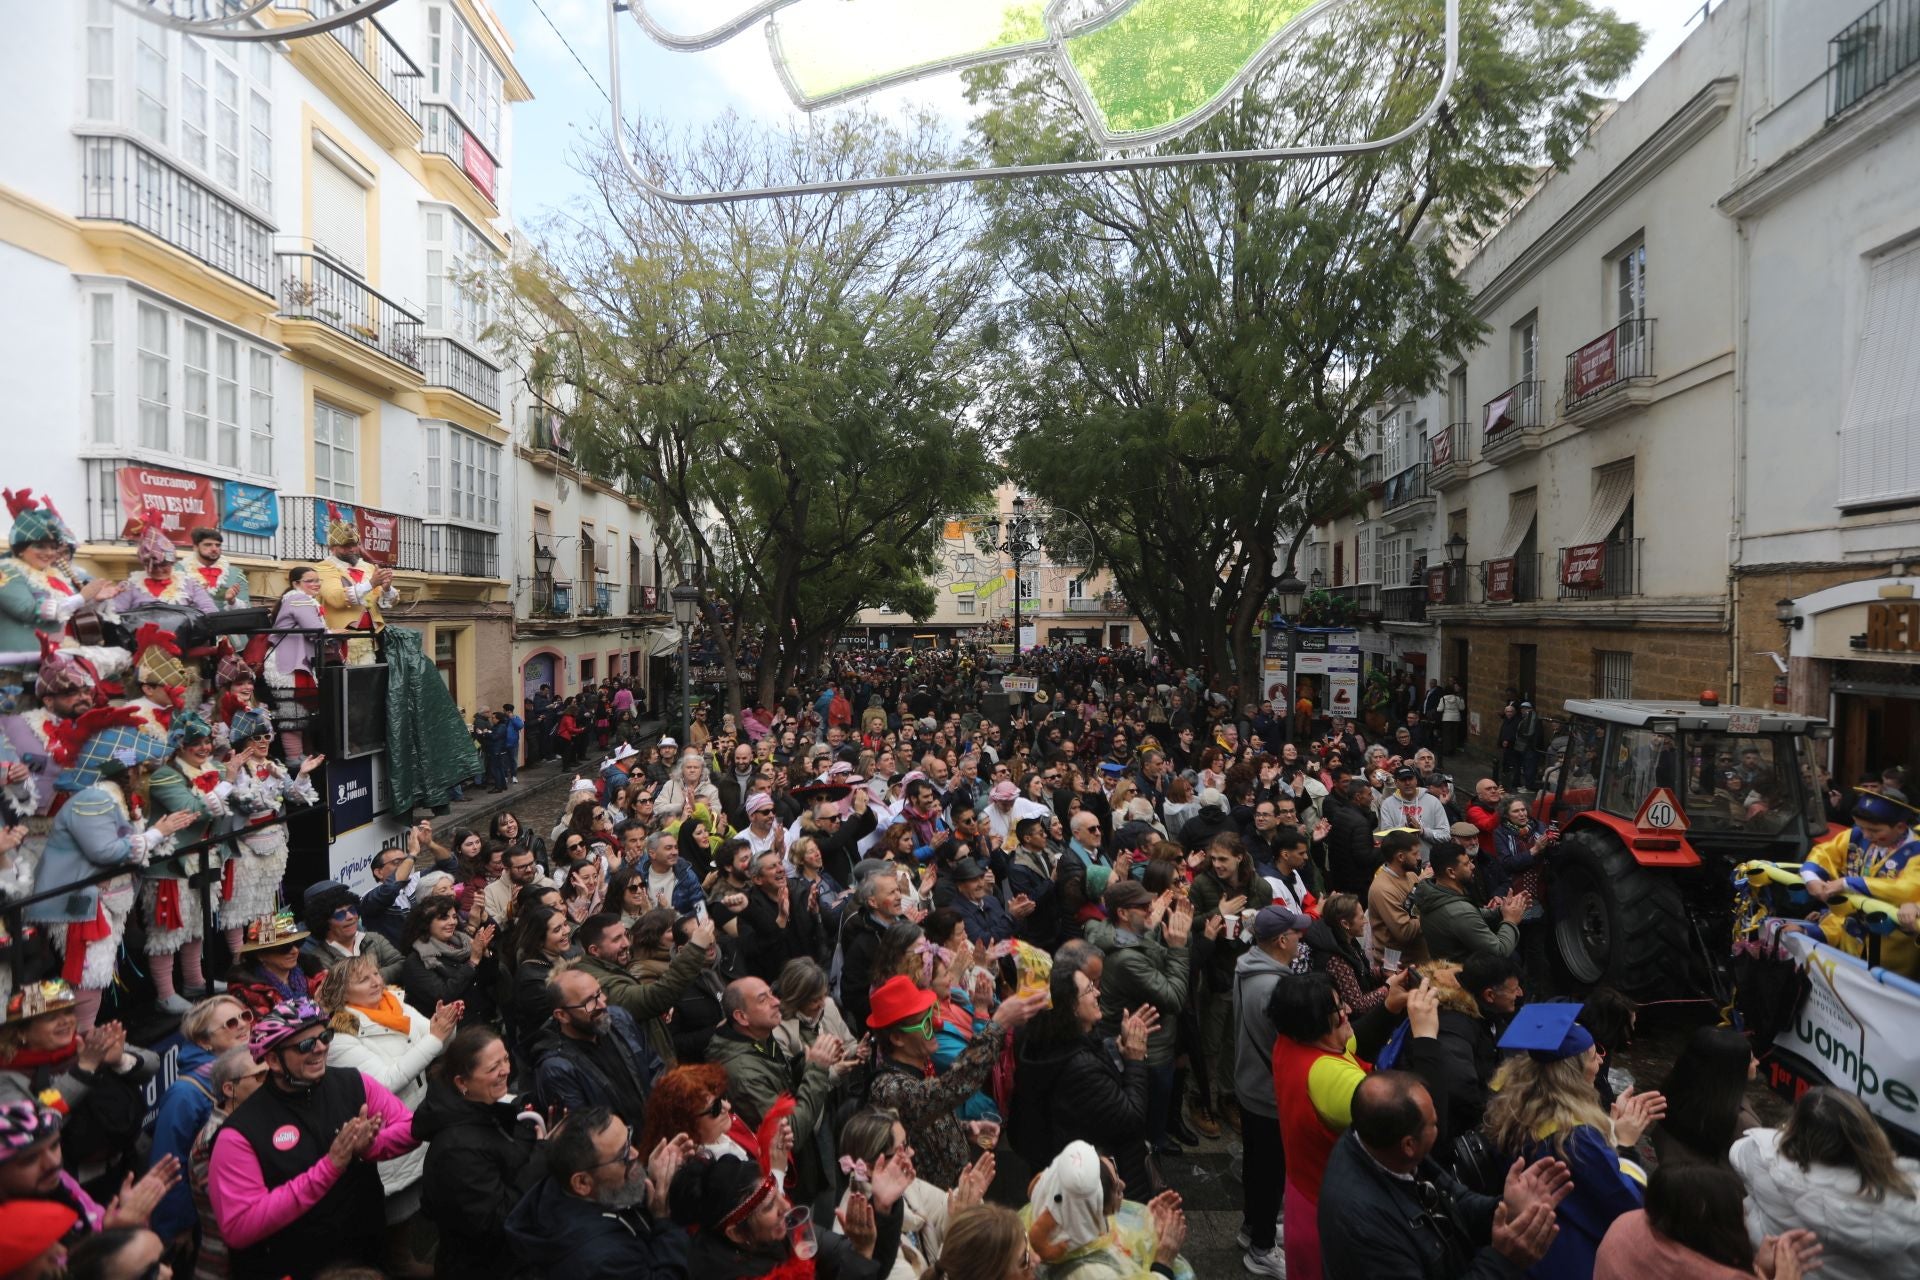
[{"xmin": 1633, "ymin": 786, "xmax": 1691, "ymax": 833}]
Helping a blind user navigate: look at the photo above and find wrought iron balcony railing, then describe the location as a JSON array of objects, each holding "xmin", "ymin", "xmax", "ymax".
[
  {"xmin": 1830, "ymin": 0, "xmax": 1920, "ymax": 118},
  {"xmin": 78, "ymin": 135, "xmax": 276, "ymax": 294},
  {"xmin": 277, "ymin": 251, "xmax": 424, "ymax": 371},
  {"xmin": 1564, "ymin": 318, "xmax": 1655, "ymax": 408},
  {"xmin": 420, "ymin": 335, "xmax": 501, "ymax": 411}
]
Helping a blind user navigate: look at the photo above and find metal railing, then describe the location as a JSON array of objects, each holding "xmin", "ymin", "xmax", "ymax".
[
  {"xmin": 81, "ymin": 459, "xmax": 277, "ymax": 556},
  {"xmin": 1482, "ymin": 553, "xmax": 1544, "ymax": 603},
  {"xmin": 1484, "ymin": 379, "xmax": 1544, "ymax": 439},
  {"xmin": 277, "ymin": 2, "xmax": 423, "ymax": 124},
  {"xmin": 1558, "ymin": 538, "xmax": 1643, "ymax": 600},
  {"xmin": 420, "ymin": 336, "xmax": 501, "ymax": 411},
  {"xmin": 78, "ymin": 135, "xmax": 276, "ymax": 294},
  {"xmin": 425, "ymin": 524, "xmax": 499, "ymax": 578},
  {"xmin": 629, "ymin": 583, "xmax": 659, "ymax": 614},
  {"xmin": 277, "ymin": 494, "xmax": 425, "ymax": 570},
  {"xmin": 1431, "ymin": 420, "xmax": 1472, "ymax": 470},
  {"xmin": 1381, "ymin": 585, "xmax": 1428, "ymax": 622},
  {"xmin": 422, "ymin": 102, "xmax": 499, "ymax": 201},
  {"xmin": 1383, "ymin": 458, "xmax": 1430, "ymax": 510},
  {"xmin": 531, "ymin": 576, "xmax": 573, "ymax": 618},
  {"xmin": 1064, "ymin": 597, "xmax": 1107, "ymax": 613},
  {"xmin": 1328, "ymin": 583, "xmax": 1381, "ymax": 613},
  {"xmin": 1830, "ymin": 0, "xmax": 1920, "ymax": 118},
  {"xmin": 1564, "ymin": 318, "xmax": 1655, "ymax": 407},
  {"xmin": 276, "ymin": 251, "xmax": 424, "ymax": 371},
  {"xmin": 1359, "ymin": 454, "xmax": 1383, "ymax": 487}
]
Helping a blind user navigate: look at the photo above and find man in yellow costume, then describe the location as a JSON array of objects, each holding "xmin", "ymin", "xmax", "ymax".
[
  {"xmin": 1801, "ymin": 787, "xmax": 1920, "ymax": 978},
  {"xmin": 313, "ymin": 505, "xmax": 396, "ymax": 664}
]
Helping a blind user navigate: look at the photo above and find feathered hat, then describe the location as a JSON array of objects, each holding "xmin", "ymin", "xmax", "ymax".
[
  {"xmin": 324, "ymin": 501, "xmax": 358, "ymax": 549},
  {"xmin": 228, "ymin": 705, "xmax": 273, "ymax": 743},
  {"xmin": 130, "ymin": 518, "xmax": 178, "ymax": 571},
  {"xmin": 166, "ymin": 709, "xmax": 214, "ymax": 752},
  {"xmin": 4, "ymin": 489, "xmax": 74, "ymax": 554},
  {"xmin": 33, "ymin": 634, "xmax": 99, "ymax": 700},
  {"xmin": 48, "ymin": 704, "xmax": 169, "ymax": 791},
  {"xmin": 131, "ymin": 624, "xmax": 190, "ymax": 693},
  {"xmin": 213, "ymin": 641, "xmax": 254, "ymax": 690}
]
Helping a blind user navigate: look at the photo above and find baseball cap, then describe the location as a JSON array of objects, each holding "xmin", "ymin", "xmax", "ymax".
[
  {"xmin": 1252, "ymin": 906, "xmax": 1311, "ymax": 940},
  {"xmin": 1393, "ymin": 765, "xmax": 1418, "ymax": 780}
]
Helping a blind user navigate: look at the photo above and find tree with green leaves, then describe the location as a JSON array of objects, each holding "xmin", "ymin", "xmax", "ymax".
[
  {"xmin": 970, "ymin": 0, "xmax": 1640, "ymax": 684},
  {"xmin": 502, "ymin": 113, "xmax": 997, "ymax": 710}
]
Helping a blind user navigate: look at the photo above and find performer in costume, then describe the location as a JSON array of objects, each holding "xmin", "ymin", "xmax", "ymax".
[
  {"xmin": 0, "ymin": 641, "xmax": 103, "ymax": 819},
  {"xmin": 219, "ymin": 707, "xmax": 321, "ymax": 955},
  {"xmin": 105, "ymin": 521, "xmax": 216, "ymax": 617},
  {"xmin": 264, "ymin": 566, "xmax": 326, "ymax": 765},
  {"xmin": 207, "ymin": 644, "xmax": 267, "ymax": 746},
  {"xmin": 1802, "ymin": 787, "xmax": 1920, "ymax": 978},
  {"xmin": 313, "ymin": 507, "xmax": 395, "ymax": 664},
  {"xmin": 26, "ymin": 706, "xmax": 194, "ymax": 1031},
  {"xmin": 0, "ymin": 736, "xmax": 38, "ymax": 1013},
  {"xmin": 187, "ymin": 527, "xmax": 250, "ymax": 610},
  {"xmin": 0, "ymin": 490, "xmax": 120, "ymax": 654},
  {"xmin": 142, "ymin": 711, "xmax": 238, "ymax": 1015},
  {"xmin": 125, "ymin": 626, "xmax": 191, "ymax": 743}
]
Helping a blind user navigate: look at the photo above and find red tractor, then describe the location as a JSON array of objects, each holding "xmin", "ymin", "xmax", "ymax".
[{"xmin": 1531, "ymin": 696, "xmax": 1835, "ymax": 995}]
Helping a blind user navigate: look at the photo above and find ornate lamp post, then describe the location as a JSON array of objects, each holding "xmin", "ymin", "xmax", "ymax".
[
  {"xmin": 977, "ymin": 496, "xmax": 1043, "ymax": 655},
  {"xmin": 669, "ymin": 560, "xmax": 700, "ymax": 745},
  {"xmin": 1274, "ymin": 569, "xmax": 1307, "ymax": 743}
]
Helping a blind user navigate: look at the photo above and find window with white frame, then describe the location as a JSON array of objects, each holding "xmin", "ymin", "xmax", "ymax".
[
  {"xmin": 94, "ymin": 289, "xmax": 273, "ymax": 475},
  {"xmin": 422, "ymin": 423, "xmax": 501, "ymax": 526},
  {"xmin": 1067, "ymin": 577, "xmax": 1087, "ymax": 603},
  {"xmin": 1836, "ymin": 239, "xmax": 1920, "ymax": 508},
  {"xmin": 1513, "ymin": 313, "xmax": 1538, "ymax": 387},
  {"xmin": 1615, "ymin": 240, "xmax": 1647, "ymax": 324},
  {"xmin": 313, "ymin": 402, "xmax": 357, "ymax": 501},
  {"xmin": 88, "ymin": 7, "xmax": 272, "ymax": 212},
  {"xmin": 1356, "ymin": 524, "xmax": 1377, "ymax": 584},
  {"xmin": 957, "ymin": 594, "xmax": 976, "ymax": 615},
  {"xmin": 423, "ymin": 206, "xmax": 497, "ymax": 344},
  {"xmin": 428, "ymin": 4, "xmax": 503, "ymax": 153},
  {"xmin": 1018, "ymin": 568, "xmax": 1038, "ymax": 602},
  {"xmin": 1381, "ymin": 534, "xmax": 1408, "ymax": 589}
]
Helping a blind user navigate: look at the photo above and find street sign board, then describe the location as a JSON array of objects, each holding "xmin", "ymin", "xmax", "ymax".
[{"xmin": 1633, "ymin": 786, "xmax": 1691, "ymax": 833}]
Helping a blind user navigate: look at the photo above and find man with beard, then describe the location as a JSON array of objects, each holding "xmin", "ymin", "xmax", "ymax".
[
  {"xmin": 669, "ymin": 1151, "xmax": 908, "ymax": 1280},
  {"xmin": 0, "ymin": 1100, "xmax": 180, "ymax": 1253},
  {"xmin": 533, "ymin": 968, "xmax": 665, "ymax": 1132},
  {"xmin": 505, "ymin": 1105, "xmax": 693, "ymax": 1280},
  {"xmin": 313, "ymin": 512, "xmax": 395, "ymax": 663},
  {"xmin": 0, "ymin": 645, "xmax": 100, "ymax": 817},
  {"xmin": 186, "ymin": 527, "xmax": 250, "ymax": 610},
  {"xmin": 716, "ymin": 741, "xmax": 759, "ymax": 830}
]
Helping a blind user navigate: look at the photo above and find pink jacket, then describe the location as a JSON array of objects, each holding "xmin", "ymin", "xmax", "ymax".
[
  {"xmin": 207, "ymin": 1074, "xmax": 417, "ymax": 1249},
  {"xmin": 1594, "ymin": 1211, "xmax": 1758, "ymax": 1280}
]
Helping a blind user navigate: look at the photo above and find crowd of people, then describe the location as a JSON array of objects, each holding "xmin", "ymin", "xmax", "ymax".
[{"xmin": 1, "ymin": 502, "xmax": 1916, "ymax": 1280}]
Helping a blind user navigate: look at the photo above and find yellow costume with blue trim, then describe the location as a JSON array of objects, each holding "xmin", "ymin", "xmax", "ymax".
[{"xmin": 1800, "ymin": 795, "xmax": 1920, "ymax": 977}]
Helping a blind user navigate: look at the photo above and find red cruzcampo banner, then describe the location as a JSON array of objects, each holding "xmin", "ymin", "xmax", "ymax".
[
  {"xmin": 1561, "ymin": 542, "xmax": 1606, "ymax": 588},
  {"xmin": 355, "ymin": 510, "xmax": 398, "ymax": 565},
  {"xmin": 1486, "ymin": 556, "xmax": 1517, "ymax": 602},
  {"xmin": 1424, "ymin": 566, "xmax": 1449, "ymax": 603},
  {"xmin": 117, "ymin": 466, "xmax": 216, "ymax": 544},
  {"xmin": 1570, "ymin": 329, "xmax": 1618, "ymax": 400},
  {"xmin": 463, "ymin": 133, "xmax": 497, "ymax": 202}
]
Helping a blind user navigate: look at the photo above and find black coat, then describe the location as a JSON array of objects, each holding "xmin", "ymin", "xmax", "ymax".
[
  {"xmin": 1325, "ymin": 794, "xmax": 1380, "ymax": 895},
  {"xmin": 414, "ymin": 1081, "xmax": 540, "ymax": 1278},
  {"xmin": 1010, "ymin": 1028, "xmax": 1151, "ymax": 1193},
  {"xmin": 505, "ymin": 1176, "xmax": 688, "ymax": 1280},
  {"xmin": 836, "ymin": 907, "xmax": 890, "ymax": 1035},
  {"xmin": 1318, "ymin": 1130, "xmax": 1518, "ymax": 1280},
  {"xmin": 682, "ymin": 1198, "xmax": 903, "ymax": 1280},
  {"xmin": 734, "ymin": 885, "xmax": 798, "ymax": 983}
]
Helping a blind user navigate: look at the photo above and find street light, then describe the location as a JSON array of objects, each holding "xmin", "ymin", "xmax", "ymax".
[
  {"xmin": 1275, "ymin": 570, "xmax": 1307, "ymax": 743},
  {"xmin": 670, "ymin": 559, "xmax": 700, "ymax": 746},
  {"xmin": 977, "ymin": 496, "xmax": 1043, "ymax": 655}
]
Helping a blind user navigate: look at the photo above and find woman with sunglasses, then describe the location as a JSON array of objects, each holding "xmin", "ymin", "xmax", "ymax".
[
  {"xmin": 639, "ymin": 1062, "xmax": 793, "ymax": 1183},
  {"xmin": 300, "ymin": 880, "xmax": 404, "ymax": 985},
  {"xmin": 146, "ymin": 994, "xmax": 256, "ymax": 1246}
]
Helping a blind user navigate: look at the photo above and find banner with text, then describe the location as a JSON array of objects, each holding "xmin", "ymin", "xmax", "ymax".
[
  {"xmin": 1486, "ymin": 557, "xmax": 1516, "ymax": 602},
  {"xmin": 221, "ymin": 480, "xmax": 279, "ymax": 537},
  {"xmin": 1774, "ymin": 931, "xmax": 1920, "ymax": 1138},
  {"xmin": 1570, "ymin": 329, "xmax": 1618, "ymax": 400},
  {"xmin": 1561, "ymin": 542, "xmax": 1606, "ymax": 588},
  {"xmin": 117, "ymin": 466, "xmax": 216, "ymax": 543}
]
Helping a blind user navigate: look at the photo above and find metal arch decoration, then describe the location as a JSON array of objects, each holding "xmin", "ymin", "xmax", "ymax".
[
  {"xmin": 110, "ymin": 0, "xmax": 404, "ymax": 41},
  {"xmin": 609, "ymin": 0, "xmax": 1460, "ymax": 205}
]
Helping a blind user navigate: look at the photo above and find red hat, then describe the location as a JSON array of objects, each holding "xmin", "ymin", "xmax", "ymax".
[
  {"xmin": 866, "ymin": 975, "xmax": 936, "ymax": 1030},
  {"xmin": 0, "ymin": 1198, "xmax": 77, "ymax": 1273}
]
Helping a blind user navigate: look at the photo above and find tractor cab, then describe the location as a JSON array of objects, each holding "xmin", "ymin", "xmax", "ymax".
[{"xmin": 1533, "ymin": 696, "xmax": 1834, "ymax": 993}]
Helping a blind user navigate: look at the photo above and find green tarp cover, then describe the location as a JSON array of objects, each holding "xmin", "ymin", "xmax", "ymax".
[{"xmin": 381, "ymin": 626, "xmax": 479, "ymax": 813}]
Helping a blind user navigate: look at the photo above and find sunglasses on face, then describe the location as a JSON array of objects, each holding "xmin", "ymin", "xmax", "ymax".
[
  {"xmin": 331, "ymin": 906, "xmax": 358, "ymax": 922},
  {"xmin": 291, "ymin": 1028, "xmax": 336, "ymax": 1054},
  {"xmin": 897, "ymin": 1010, "xmax": 937, "ymax": 1038},
  {"xmin": 220, "ymin": 1009, "xmax": 256, "ymax": 1032},
  {"xmin": 703, "ymin": 1094, "xmax": 729, "ymax": 1118}
]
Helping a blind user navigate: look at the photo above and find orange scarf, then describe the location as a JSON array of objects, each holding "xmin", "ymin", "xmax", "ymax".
[{"xmin": 352, "ymin": 988, "xmax": 414, "ymax": 1036}]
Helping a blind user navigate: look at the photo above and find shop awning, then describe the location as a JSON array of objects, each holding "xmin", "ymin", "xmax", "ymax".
[
  {"xmin": 1571, "ymin": 464, "xmax": 1636, "ymax": 547},
  {"xmin": 1491, "ymin": 490, "xmax": 1538, "ymax": 559},
  {"xmin": 646, "ymin": 626, "xmax": 683, "ymax": 658}
]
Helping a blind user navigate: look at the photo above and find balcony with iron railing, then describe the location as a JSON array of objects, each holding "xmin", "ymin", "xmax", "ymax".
[
  {"xmin": 273, "ymin": 2, "xmax": 423, "ymax": 144},
  {"xmin": 1562, "ymin": 318, "xmax": 1655, "ymax": 425},
  {"xmin": 629, "ymin": 583, "xmax": 661, "ymax": 614},
  {"xmin": 1430, "ymin": 420, "xmax": 1472, "ymax": 489},
  {"xmin": 1481, "ymin": 553, "xmax": 1544, "ymax": 604},
  {"xmin": 1328, "ymin": 582, "xmax": 1382, "ymax": 614},
  {"xmin": 1482, "ymin": 379, "xmax": 1547, "ymax": 463},
  {"xmin": 1830, "ymin": 0, "xmax": 1920, "ymax": 118},
  {"xmin": 1381, "ymin": 585, "xmax": 1428, "ymax": 623},
  {"xmin": 77, "ymin": 135, "xmax": 277, "ymax": 296},
  {"xmin": 81, "ymin": 459, "xmax": 278, "ymax": 557},
  {"xmin": 1382, "ymin": 455, "xmax": 1433, "ymax": 523},
  {"xmin": 1557, "ymin": 538, "xmax": 1643, "ymax": 600},
  {"xmin": 424, "ymin": 524, "xmax": 500, "ymax": 578},
  {"xmin": 420, "ymin": 335, "xmax": 501, "ymax": 412},
  {"xmin": 276, "ymin": 251, "xmax": 424, "ymax": 384},
  {"xmin": 422, "ymin": 102, "xmax": 500, "ymax": 207},
  {"xmin": 275, "ymin": 494, "xmax": 425, "ymax": 569},
  {"xmin": 530, "ymin": 575, "xmax": 574, "ymax": 618}
]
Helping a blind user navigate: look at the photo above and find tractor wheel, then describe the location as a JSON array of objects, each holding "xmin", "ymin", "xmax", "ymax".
[{"xmin": 1549, "ymin": 830, "xmax": 1689, "ymax": 994}]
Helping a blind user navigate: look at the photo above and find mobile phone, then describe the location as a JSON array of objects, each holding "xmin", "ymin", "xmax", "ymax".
[{"xmin": 694, "ymin": 900, "xmax": 709, "ymax": 925}]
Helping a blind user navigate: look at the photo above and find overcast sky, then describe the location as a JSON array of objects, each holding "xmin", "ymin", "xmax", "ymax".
[{"xmin": 492, "ymin": 0, "xmax": 1702, "ymax": 230}]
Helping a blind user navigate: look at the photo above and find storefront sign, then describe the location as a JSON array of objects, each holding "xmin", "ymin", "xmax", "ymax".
[
  {"xmin": 1776, "ymin": 931, "xmax": 1920, "ymax": 1137},
  {"xmin": 1486, "ymin": 557, "xmax": 1516, "ymax": 602},
  {"xmin": 1428, "ymin": 429, "xmax": 1452, "ymax": 467},
  {"xmin": 221, "ymin": 481, "xmax": 280, "ymax": 537},
  {"xmin": 1570, "ymin": 329, "xmax": 1619, "ymax": 400},
  {"xmin": 463, "ymin": 133, "xmax": 497, "ymax": 202},
  {"xmin": 117, "ymin": 466, "xmax": 216, "ymax": 543},
  {"xmin": 1561, "ymin": 542, "xmax": 1606, "ymax": 588},
  {"xmin": 1863, "ymin": 602, "xmax": 1920, "ymax": 653},
  {"xmin": 1424, "ymin": 566, "xmax": 1449, "ymax": 603}
]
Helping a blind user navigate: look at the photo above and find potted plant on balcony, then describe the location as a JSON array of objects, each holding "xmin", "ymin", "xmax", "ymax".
[{"xmin": 1297, "ymin": 588, "xmax": 1354, "ymax": 628}]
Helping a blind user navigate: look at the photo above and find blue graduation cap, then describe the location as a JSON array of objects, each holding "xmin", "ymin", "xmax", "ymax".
[
  {"xmin": 1099, "ymin": 761, "xmax": 1127, "ymax": 776},
  {"xmin": 1496, "ymin": 1002, "xmax": 1594, "ymax": 1062}
]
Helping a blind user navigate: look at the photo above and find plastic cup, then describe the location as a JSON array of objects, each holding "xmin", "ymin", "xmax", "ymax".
[{"xmin": 785, "ymin": 1205, "xmax": 817, "ymax": 1260}]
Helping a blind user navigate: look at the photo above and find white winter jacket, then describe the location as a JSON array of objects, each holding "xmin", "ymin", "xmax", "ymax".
[
  {"xmin": 327, "ymin": 998, "xmax": 448, "ymax": 1194},
  {"xmin": 1730, "ymin": 1127, "xmax": 1920, "ymax": 1280}
]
